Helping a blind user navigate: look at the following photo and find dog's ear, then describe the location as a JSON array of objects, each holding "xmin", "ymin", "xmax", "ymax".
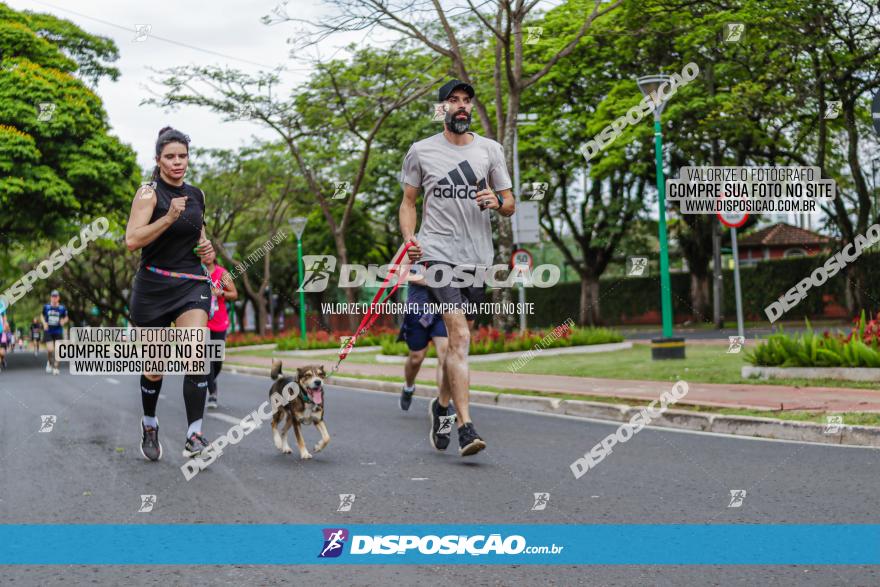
[
  {"xmin": 318, "ymin": 365, "xmax": 326, "ymax": 378},
  {"xmin": 295, "ymin": 367, "xmax": 304, "ymax": 381}
]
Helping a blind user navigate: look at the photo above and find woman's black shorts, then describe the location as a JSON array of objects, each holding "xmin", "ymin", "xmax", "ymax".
[{"xmin": 129, "ymin": 269, "xmax": 211, "ymax": 328}]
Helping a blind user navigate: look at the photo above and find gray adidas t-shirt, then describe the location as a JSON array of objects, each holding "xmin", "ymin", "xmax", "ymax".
[{"xmin": 400, "ymin": 132, "xmax": 512, "ymax": 268}]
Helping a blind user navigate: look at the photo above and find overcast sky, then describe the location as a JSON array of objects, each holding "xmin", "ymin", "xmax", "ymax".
[{"xmin": 8, "ymin": 0, "xmax": 384, "ymax": 171}]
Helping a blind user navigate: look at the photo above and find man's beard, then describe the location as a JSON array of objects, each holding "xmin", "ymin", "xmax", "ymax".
[{"xmin": 445, "ymin": 110, "xmax": 472, "ymax": 134}]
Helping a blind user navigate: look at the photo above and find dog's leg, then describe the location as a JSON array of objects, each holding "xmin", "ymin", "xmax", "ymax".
[
  {"xmin": 280, "ymin": 414, "xmax": 294, "ymax": 454},
  {"xmin": 271, "ymin": 410, "xmax": 284, "ymax": 451},
  {"xmin": 313, "ymin": 421, "xmax": 330, "ymax": 453},
  {"xmin": 293, "ymin": 422, "xmax": 312, "ymax": 459}
]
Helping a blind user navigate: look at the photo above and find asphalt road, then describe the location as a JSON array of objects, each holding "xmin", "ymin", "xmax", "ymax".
[{"xmin": 1, "ymin": 351, "xmax": 879, "ymax": 586}]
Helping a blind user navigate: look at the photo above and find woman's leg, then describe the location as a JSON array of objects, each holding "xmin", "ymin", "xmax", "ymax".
[
  {"xmin": 207, "ymin": 329, "xmax": 226, "ymax": 396},
  {"xmin": 175, "ymin": 308, "xmax": 210, "ymax": 440}
]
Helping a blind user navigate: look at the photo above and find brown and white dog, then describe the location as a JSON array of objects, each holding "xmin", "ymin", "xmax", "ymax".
[{"xmin": 269, "ymin": 360, "xmax": 329, "ymax": 460}]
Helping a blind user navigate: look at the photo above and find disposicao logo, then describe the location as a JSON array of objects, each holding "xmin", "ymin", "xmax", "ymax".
[{"xmin": 319, "ymin": 528, "xmax": 348, "ymax": 558}]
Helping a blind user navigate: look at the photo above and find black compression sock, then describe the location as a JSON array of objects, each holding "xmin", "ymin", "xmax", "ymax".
[
  {"xmin": 140, "ymin": 375, "xmax": 163, "ymax": 418},
  {"xmin": 436, "ymin": 401, "xmax": 448, "ymax": 416},
  {"xmin": 183, "ymin": 374, "xmax": 209, "ymax": 426}
]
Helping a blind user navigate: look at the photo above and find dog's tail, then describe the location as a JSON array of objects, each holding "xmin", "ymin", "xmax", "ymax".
[{"xmin": 270, "ymin": 359, "xmax": 283, "ymax": 380}]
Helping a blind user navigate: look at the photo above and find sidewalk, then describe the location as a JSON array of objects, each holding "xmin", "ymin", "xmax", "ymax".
[{"xmin": 225, "ymin": 354, "xmax": 880, "ymax": 413}]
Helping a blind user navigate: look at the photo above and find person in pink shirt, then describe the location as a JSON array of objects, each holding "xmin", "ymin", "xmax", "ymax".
[{"xmin": 204, "ymin": 245, "xmax": 237, "ymax": 409}]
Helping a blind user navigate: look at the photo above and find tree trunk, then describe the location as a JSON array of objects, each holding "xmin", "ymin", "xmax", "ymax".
[
  {"xmin": 254, "ymin": 295, "xmax": 268, "ymax": 336},
  {"xmin": 578, "ymin": 273, "xmax": 600, "ymax": 326},
  {"xmin": 847, "ymin": 262, "xmax": 868, "ymax": 315},
  {"xmin": 491, "ymin": 92, "xmax": 518, "ymax": 333},
  {"xmin": 690, "ymin": 272, "xmax": 711, "ymax": 321}
]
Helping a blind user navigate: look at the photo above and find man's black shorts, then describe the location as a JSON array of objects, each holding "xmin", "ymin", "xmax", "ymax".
[
  {"xmin": 417, "ymin": 261, "xmax": 485, "ymax": 321},
  {"xmin": 43, "ymin": 331, "xmax": 64, "ymax": 343}
]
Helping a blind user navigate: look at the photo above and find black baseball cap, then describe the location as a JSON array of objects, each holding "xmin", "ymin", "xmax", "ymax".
[{"xmin": 439, "ymin": 79, "xmax": 475, "ymax": 102}]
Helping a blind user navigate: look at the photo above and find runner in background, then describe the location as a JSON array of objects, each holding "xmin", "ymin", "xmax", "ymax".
[
  {"xmin": 0, "ymin": 310, "xmax": 8, "ymax": 370},
  {"xmin": 204, "ymin": 245, "xmax": 237, "ymax": 409},
  {"xmin": 30, "ymin": 318, "xmax": 42, "ymax": 356},
  {"xmin": 41, "ymin": 290, "xmax": 68, "ymax": 375}
]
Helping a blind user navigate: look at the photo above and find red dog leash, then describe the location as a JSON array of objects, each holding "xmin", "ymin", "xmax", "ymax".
[{"xmin": 329, "ymin": 241, "xmax": 415, "ymax": 376}]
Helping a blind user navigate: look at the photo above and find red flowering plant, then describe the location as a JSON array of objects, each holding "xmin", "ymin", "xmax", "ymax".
[
  {"xmin": 844, "ymin": 310, "xmax": 880, "ymax": 349},
  {"xmin": 275, "ymin": 326, "xmax": 400, "ymax": 351}
]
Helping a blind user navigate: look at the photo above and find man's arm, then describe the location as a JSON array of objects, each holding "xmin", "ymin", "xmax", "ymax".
[
  {"xmin": 495, "ymin": 189, "xmax": 515, "ymax": 217},
  {"xmin": 475, "ymin": 187, "xmax": 515, "ymax": 217},
  {"xmin": 399, "ymin": 183, "xmax": 420, "ymax": 241},
  {"xmin": 399, "ymin": 183, "xmax": 423, "ymax": 261}
]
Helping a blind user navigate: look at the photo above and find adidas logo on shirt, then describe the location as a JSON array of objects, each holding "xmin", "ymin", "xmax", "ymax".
[{"xmin": 432, "ymin": 160, "xmax": 486, "ymax": 199}]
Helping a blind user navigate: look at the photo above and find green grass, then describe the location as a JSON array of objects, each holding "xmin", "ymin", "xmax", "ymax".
[
  {"xmin": 468, "ymin": 343, "xmax": 880, "ymax": 391},
  {"xmin": 329, "ymin": 373, "xmax": 880, "ymax": 425}
]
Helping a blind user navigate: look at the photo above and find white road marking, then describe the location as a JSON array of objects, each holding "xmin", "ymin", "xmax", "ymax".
[
  {"xmin": 411, "ymin": 477, "xmax": 429, "ymax": 481},
  {"xmin": 105, "ymin": 378, "xmax": 120, "ymax": 384},
  {"xmin": 206, "ymin": 412, "xmax": 244, "ymax": 425}
]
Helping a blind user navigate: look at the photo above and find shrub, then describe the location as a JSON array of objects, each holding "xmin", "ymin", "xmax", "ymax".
[
  {"xmin": 226, "ymin": 331, "xmax": 290, "ymax": 348},
  {"xmin": 745, "ymin": 312, "xmax": 880, "ymax": 368},
  {"xmin": 380, "ymin": 326, "xmax": 623, "ymax": 357},
  {"xmin": 275, "ymin": 327, "xmax": 400, "ymax": 351}
]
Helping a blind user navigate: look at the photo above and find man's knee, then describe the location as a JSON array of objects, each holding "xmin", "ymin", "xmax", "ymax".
[
  {"xmin": 408, "ymin": 348, "xmax": 427, "ymax": 366},
  {"xmin": 144, "ymin": 373, "xmax": 163, "ymax": 382}
]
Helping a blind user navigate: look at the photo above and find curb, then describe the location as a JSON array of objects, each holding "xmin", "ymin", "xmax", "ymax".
[
  {"xmin": 375, "ymin": 341, "xmax": 633, "ymax": 365},
  {"xmin": 742, "ymin": 365, "xmax": 880, "ymax": 382},
  {"xmin": 228, "ymin": 345, "xmax": 381, "ymax": 357},
  {"xmin": 224, "ymin": 365, "xmax": 880, "ymax": 448}
]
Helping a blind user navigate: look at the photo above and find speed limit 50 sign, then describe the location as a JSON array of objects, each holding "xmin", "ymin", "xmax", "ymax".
[{"xmin": 511, "ymin": 248, "xmax": 533, "ymax": 269}]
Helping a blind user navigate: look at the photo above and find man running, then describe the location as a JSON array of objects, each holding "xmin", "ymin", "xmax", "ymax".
[
  {"xmin": 398, "ymin": 79, "xmax": 515, "ymax": 456},
  {"xmin": 41, "ymin": 290, "xmax": 68, "ymax": 375},
  {"xmin": 398, "ymin": 270, "xmax": 449, "ymax": 414}
]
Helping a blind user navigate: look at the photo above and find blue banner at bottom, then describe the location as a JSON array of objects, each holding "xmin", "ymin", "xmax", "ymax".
[{"xmin": 1, "ymin": 524, "xmax": 878, "ymax": 565}]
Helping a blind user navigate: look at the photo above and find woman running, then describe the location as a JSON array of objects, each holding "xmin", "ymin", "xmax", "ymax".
[
  {"xmin": 204, "ymin": 244, "xmax": 237, "ymax": 409},
  {"xmin": 125, "ymin": 126, "xmax": 215, "ymax": 461},
  {"xmin": 30, "ymin": 318, "xmax": 42, "ymax": 356}
]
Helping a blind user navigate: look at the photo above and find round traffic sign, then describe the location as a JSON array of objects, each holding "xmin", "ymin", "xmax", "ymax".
[
  {"xmin": 718, "ymin": 211, "xmax": 748, "ymax": 229},
  {"xmin": 873, "ymin": 91, "xmax": 880, "ymax": 137},
  {"xmin": 511, "ymin": 248, "xmax": 533, "ymax": 269},
  {"xmin": 717, "ymin": 185, "xmax": 748, "ymax": 228}
]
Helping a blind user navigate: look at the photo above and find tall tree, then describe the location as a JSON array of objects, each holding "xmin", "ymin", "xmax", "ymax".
[
  {"xmin": 0, "ymin": 2, "xmax": 138, "ymax": 243},
  {"xmin": 275, "ymin": 0, "xmax": 623, "ymax": 329}
]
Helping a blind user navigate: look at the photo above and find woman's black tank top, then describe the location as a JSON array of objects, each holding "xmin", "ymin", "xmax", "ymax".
[{"xmin": 140, "ymin": 176, "xmax": 205, "ymax": 273}]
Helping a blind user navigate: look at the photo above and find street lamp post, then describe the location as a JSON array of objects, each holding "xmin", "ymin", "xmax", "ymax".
[
  {"xmin": 223, "ymin": 241, "xmax": 237, "ymax": 333},
  {"xmin": 288, "ymin": 218, "xmax": 309, "ymax": 341},
  {"xmin": 637, "ymin": 74, "xmax": 685, "ymax": 359}
]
